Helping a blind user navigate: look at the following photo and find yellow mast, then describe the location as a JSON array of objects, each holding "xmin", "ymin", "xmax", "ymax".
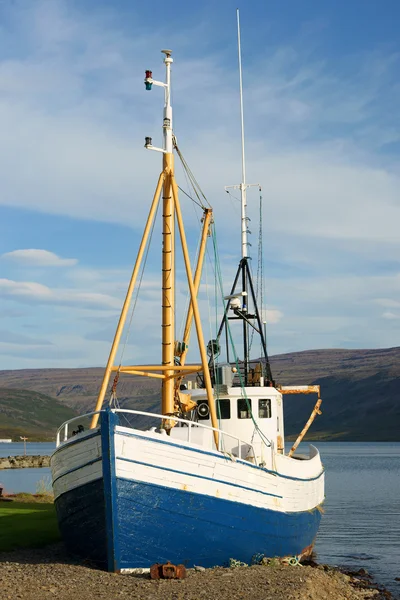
[
  {"xmin": 161, "ymin": 152, "xmax": 175, "ymax": 415},
  {"xmin": 90, "ymin": 50, "xmax": 219, "ymax": 445},
  {"xmin": 179, "ymin": 208, "xmax": 213, "ymax": 368}
]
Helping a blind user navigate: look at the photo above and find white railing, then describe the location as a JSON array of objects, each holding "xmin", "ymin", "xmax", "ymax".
[
  {"xmin": 56, "ymin": 408, "xmax": 259, "ymax": 462},
  {"xmin": 56, "ymin": 411, "xmax": 102, "ymax": 447},
  {"xmin": 114, "ymin": 409, "xmax": 257, "ymax": 461}
]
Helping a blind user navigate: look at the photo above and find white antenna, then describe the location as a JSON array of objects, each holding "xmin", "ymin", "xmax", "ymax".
[
  {"xmin": 237, "ymin": 9, "xmax": 246, "ymax": 197},
  {"xmin": 225, "ymin": 9, "xmax": 259, "ymax": 259}
]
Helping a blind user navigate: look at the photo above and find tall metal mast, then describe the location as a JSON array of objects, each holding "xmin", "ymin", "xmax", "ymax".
[
  {"xmin": 237, "ymin": 8, "xmax": 248, "ymax": 260},
  {"xmin": 217, "ymin": 10, "xmax": 274, "ymax": 386},
  {"xmin": 226, "ymin": 10, "xmax": 258, "ymax": 258}
]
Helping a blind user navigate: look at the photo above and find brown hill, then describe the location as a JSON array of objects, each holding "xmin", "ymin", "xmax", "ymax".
[
  {"xmin": 0, "ymin": 388, "xmax": 77, "ymax": 441},
  {"xmin": 0, "ymin": 347, "xmax": 399, "ymax": 440}
]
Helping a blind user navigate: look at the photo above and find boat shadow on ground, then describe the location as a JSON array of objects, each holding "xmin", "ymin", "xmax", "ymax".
[
  {"xmin": 0, "ymin": 541, "xmax": 148, "ymax": 578},
  {"xmin": 0, "ymin": 502, "xmax": 90, "ymax": 568}
]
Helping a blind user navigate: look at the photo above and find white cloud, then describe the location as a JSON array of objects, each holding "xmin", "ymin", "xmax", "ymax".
[
  {"xmin": 382, "ymin": 311, "xmax": 400, "ymax": 320},
  {"xmin": 261, "ymin": 309, "xmax": 283, "ymax": 325},
  {"xmin": 1, "ymin": 249, "xmax": 78, "ymax": 267},
  {"xmin": 0, "ymin": 0, "xmax": 398, "ymax": 250},
  {"xmin": 0, "ymin": 278, "xmax": 121, "ymax": 310}
]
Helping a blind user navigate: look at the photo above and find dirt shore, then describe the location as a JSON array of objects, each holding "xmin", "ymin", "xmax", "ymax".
[{"xmin": 0, "ymin": 543, "xmax": 395, "ymax": 600}]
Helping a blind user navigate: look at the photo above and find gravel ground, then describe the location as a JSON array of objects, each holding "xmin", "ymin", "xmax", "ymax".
[{"xmin": 0, "ymin": 543, "xmax": 395, "ymax": 600}]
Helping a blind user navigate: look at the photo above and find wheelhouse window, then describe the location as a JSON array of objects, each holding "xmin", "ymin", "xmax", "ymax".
[
  {"xmin": 259, "ymin": 398, "xmax": 272, "ymax": 419},
  {"xmin": 216, "ymin": 399, "xmax": 231, "ymax": 419},
  {"xmin": 237, "ymin": 398, "xmax": 252, "ymax": 419}
]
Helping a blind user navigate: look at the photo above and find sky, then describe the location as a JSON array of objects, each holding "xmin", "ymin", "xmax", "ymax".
[{"xmin": 0, "ymin": 0, "xmax": 399, "ymax": 370}]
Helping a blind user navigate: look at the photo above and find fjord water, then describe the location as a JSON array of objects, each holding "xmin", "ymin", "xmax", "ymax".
[
  {"xmin": 1, "ymin": 441, "xmax": 399, "ymax": 595},
  {"xmin": 314, "ymin": 442, "xmax": 400, "ymax": 597},
  {"xmin": 0, "ymin": 442, "xmax": 54, "ymax": 493}
]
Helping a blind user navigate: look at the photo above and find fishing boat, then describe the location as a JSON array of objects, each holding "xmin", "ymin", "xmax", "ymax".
[{"xmin": 51, "ymin": 14, "xmax": 324, "ymax": 573}]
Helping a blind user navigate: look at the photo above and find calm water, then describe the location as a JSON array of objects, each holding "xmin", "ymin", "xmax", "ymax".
[
  {"xmin": 313, "ymin": 441, "xmax": 400, "ymax": 597},
  {"xmin": 0, "ymin": 441, "xmax": 399, "ymax": 595},
  {"xmin": 0, "ymin": 442, "xmax": 55, "ymax": 494}
]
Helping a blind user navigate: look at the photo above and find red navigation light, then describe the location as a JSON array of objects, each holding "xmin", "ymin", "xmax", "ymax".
[{"xmin": 145, "ymin": 70, "xmax": 153, "ymax": 91}]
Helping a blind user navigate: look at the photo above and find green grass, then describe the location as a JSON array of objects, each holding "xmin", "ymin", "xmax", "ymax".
[{"xmin": 0, "ymin": 502, "xmax": 61, "ymax": 552}]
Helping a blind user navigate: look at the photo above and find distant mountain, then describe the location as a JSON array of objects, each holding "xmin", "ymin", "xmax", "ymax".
[
  {"xmin": 0, "ymin": 388, "xmax": 77, "ymax": 441},
  {"xmin": 0, "ymin": 347, "xmax": 399, "ymax": 441},
  {"xmin": 270, "ymin": 347, "xmax": 400, "ymax": 441}
]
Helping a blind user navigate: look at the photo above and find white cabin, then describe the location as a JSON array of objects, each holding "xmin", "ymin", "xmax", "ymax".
[{"xmin": 170, "ymin": 385, "xmax": 285, "ymax": 470}]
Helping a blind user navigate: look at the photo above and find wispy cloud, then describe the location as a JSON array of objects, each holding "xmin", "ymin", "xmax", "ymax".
[
  {"xmin": 0, "ymin": 0, "xmax": 398, "ymax": 245},
  {"xmin": 0, "ymin": 329, "xmax": 52, "ymax": 346},
  {"xmin": 375, "ymin": 298, "xmax": 400, "ymax": 309},
  {"xmin": 1, "ymin": 249, "xmax": 78, "ymax": 267},
  {"xmin": 0, "ymin": 278, "xmax": 121, "ymax": 310},
  {"xmin": 261, "ymin": 309, "xmax": 283, "ymax": 325},
  {"xmin": 382, "ymin": 311, "xmax": 400, "ymax": 320}
]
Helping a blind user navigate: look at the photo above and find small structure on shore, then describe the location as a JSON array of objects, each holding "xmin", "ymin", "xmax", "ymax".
[{"xmin": 20, "ymin": 436, "xmax": 28, "ymax": 456}]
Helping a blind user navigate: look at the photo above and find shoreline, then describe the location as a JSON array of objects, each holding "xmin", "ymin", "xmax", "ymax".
[
  {"xmin": 0, "ymin": 454, "xmax": 50, "ymax": 470},
  {"xmin": 0, "ymin": 542, "xmax": 396, "ymax": 600},
  {"xmin": 0, "ymin": 494, "xmax": 398, "ymax": 598}
]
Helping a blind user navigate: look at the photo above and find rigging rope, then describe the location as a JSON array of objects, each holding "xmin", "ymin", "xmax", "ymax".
[
  {"xmin": 176, "ymin": 147, "xmax": 210, "ymax": 341},
  {"xmin": 177, "ymin": 184, "xmax": 204, "ymax": 210},
  {"xmin": 174, "ymin": 143, "xmax": 211, "ymax": 209},
  {"xmin": 249, "ymin": 186, "xmax": 263, "ymax": 354}
]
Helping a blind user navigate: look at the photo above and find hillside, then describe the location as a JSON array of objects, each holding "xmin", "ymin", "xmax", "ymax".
[
  {"xmin": 0, "ymin": 367, "xmax": 159, "ymax": 414},
  {"xmin": 0, "ymin": 347, "xmax": 399, "ymax": 441},
  {"xmin": 0, "ymin": 388, "xmax": 77, "ymax": 441},
  {"xmin": 271, "ymin": 348, "xmax": 400, "ymax": 441}
]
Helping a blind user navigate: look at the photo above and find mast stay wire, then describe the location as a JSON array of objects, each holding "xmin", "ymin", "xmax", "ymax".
[
  {"xmin": 174, "ymin": 143, "xmax": 211, "ymax": 210},
  {"xmin": 175, "ymin": 143, "xmax": 268, "ymax": 372},
  {"xmin": 249, "ymin": 185, "xmax": 263, "ymax": 354},
  {"xmin": 176, "ymin": 152, "xmax": 205, "ymax": 341},
  {"xmin": 225, "ymin": 189, "xmax": 241, "ymax": 203},
  {"xmin": 177, "ymin": 184, "xmax": 204, "ymax": 210},
  {"xmin": 174, "ymin": 143, "xmax": 216, "ymax": 343}
]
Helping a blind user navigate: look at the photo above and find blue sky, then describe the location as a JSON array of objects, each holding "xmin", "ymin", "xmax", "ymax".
[{"xmin": 0, "ymin": 0, "xmax": 399, "ymax": 370}]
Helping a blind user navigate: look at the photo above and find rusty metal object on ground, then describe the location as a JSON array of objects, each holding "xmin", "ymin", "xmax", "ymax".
[
  {"xmin": 150, "ymin": 561, "xmax": 187, "ymax": 579},
  {"xmin": 299, "ymin": 543, "xmax": 314, "ymax": 561}
]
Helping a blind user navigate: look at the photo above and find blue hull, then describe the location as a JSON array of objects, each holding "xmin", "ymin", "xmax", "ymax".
[{"xmin": 54, "ymin": 411, "xmax": 322, "ymax": 571}]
